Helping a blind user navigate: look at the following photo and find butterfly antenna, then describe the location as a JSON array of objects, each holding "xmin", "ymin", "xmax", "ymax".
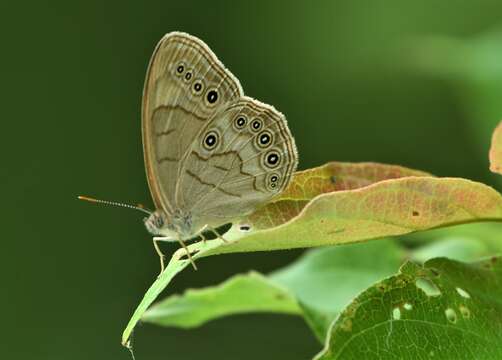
[{"xmin": 78, "ymin": 195, "xmax": 152, "ymax": 215}]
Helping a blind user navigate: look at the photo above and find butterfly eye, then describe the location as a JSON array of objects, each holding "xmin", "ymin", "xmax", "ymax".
[
  {"xmin": 255, "ymin": 130, "xmax": 273, "ymax": 149},
  {"xmin": 251, "ymin": 118, "xmax": 263, "ymax": 132},
  {"xmin": 233, "ymin": 115, "xmax": 247, "ymax": 130},
  {"xmin": 192, "ymin": 79, "xmax": 205, "ymax": 95},
  {"xmin": 205, "ymin": 88, "xmax": 218, "ymax": 105},
  {"xmin": 202, "ymin": 130, "xmax": 219, "ymax": 150},
  {"xmin": 155, "ymin": 214, "xmax": 164, "ymax": 227},
  {"xmin": 263, "ymin": 150, "xmax": 281, "ymax": 169}
]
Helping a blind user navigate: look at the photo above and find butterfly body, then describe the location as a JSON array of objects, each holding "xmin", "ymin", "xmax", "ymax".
[
  {"xmin": 144, "ymin": 209, "xmax": 194, "ymax": 241},
  {"xmin": 142, "ymin": 32, "xmax": 298, "ymax": 250}
]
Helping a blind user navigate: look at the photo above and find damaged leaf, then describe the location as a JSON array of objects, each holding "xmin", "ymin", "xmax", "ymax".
[{"xmin": 315, "ymin": 257, "xmax": 502, "ymax": 360}]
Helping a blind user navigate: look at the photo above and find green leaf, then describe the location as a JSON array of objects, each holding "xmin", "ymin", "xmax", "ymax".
[
  {"xmin": 141, "ymin": 271, "xmax": 301, "ymax": 329},
  {"xmin": 315, "ymin": 257, "xmax": 502, "ymax": 360},
  {"xmin": 490, "ymin": 121, "xmax": 502, "ymax": 175},
  {"xmin": 405, "ymin": 221, "xmax": 502, "ymax": 241},
  {"xmin": 123, "ymin": 174, "xmax": 502, "ymax": 346},
  {"xmin": 270, "ymin": 240, "xmax": 403, "ymax": 317},
  {"xmin": 403, "ymin": 223, "xmax": 502, "ymax": 264},
  {"xmin": 140, "ymin": 240, "xmax": 403, "ymax": 345},
  {"xmin": 121, "ymin": 238, "xmax": 223, "ymax": 346},
  {"xmin": 270, "ymin": 240, "xmax": 404, "ymax": 341},
  {"xmin": 411, "ymin": 236, "xmax": 493, "ymax": 263},
  {"xmin": 299, "ymin": 302, "xmax": 335, "ymax": 344}
]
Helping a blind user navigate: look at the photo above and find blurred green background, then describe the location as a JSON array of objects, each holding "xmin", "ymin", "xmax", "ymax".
[{"xmin": 3, "ymin": 1, "xmax": 502, "ymax": 359}]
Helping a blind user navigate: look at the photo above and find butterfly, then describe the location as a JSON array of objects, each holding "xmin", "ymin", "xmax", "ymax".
[{"xmin": 81, "ymin": 32, "xmax": 298, "ymax": 272}]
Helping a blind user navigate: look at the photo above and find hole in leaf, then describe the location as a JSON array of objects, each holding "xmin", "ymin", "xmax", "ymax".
[
  {"xmin": 330, "ymin": 176, "xmax": 336, "ymax": 184},
  {"xmin": 456, "ymin": 287, "xmax": 471, "ymax": 299},
  {"xmin": 239, "ymin": 224, "xmax": 252, "ymax": 232},
  {"xmin": 392, "ymin": 307, "xmax": 401, "ymax": 320},
  {"xmin": 412, "ymin": 210, "xmax": 420, "ymax": 216},
  {"xmin": 445, "ymin": 308, "xmax": 457, "ymax": 323},
  {"xmin": 403, "ymin": 303, "xmax": 413, "ymax": 310},
  {"xmin": 415, "ymin": 278, "xmax": 441, "ymax": 297}
]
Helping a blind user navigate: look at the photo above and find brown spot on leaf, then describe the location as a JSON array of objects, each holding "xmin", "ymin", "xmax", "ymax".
[{"xmin": 377, "ymin": 283, "xmax": 389, "ymax": 292}]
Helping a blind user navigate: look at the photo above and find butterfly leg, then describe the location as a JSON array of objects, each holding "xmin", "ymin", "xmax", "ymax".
[
  {"xmin": 176, "ymin": 235, "xmax": 198, "ymax": 271},
  {"xmin": 208, "ymin": 225, "xmax": 228, "ymax": 243},
  {"xmin": 153, "ymin": 236, "xmax": 170, "ymax": 275},
  {"xmin": 153, "ymin": 236, "xmax": 198, "ymax": 273},
  {"xmin": 197, "ymin": 224, "xmax": 210, "ymax": 244}
]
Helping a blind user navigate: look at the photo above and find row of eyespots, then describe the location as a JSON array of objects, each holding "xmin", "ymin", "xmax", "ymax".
[
  {"xmin": 232, "ymin": 115, "xmax": 274, "ymax": 150},
  {"xmin": 201, "ymin": 128, "xmax": 282, "ymax": 191},
  {"xmin": 233, "ymin": 115, "xmax": 262, "ymax": 132},
  {"xmin": 230, "ymin": 114, "xmax": 281, "ymax": 171},
  {"xmin": 175, "ymin": 62, "xmax": 219, "ymax": 106},
  {"xmin": 202, "ymin": 126, "xmax": 277, "ymax": 157},
  {"xmin": 203, "ymin": 130, "xmax": 280, "ymax": 167}
]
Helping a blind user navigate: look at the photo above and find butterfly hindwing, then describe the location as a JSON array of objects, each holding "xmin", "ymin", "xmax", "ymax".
[{"xmin": 176, "ymin": 97, "xmax": 298, "ymax": 228}]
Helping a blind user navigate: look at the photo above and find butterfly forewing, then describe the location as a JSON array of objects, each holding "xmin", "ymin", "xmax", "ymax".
[{"xmin": 142, "ymin": 32, "xmax": 243, "ymax": 214}]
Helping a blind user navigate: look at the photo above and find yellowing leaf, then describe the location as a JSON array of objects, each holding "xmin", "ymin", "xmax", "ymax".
[
  {"xmin": 490, "ymin": 121, "xmax": 502, "ymax": 175},
  {"xmin": 210, "ymin": 177, "xmax": 502, "ymax": 256},
  {"xmin": 245, "ymin": 162, "xmax": 431, "ymax": 229}
]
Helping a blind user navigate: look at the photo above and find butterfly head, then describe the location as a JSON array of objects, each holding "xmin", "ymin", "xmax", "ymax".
[{"xmin": 144, "ymin": 210, "xmax": 169, "ymax": 236}]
